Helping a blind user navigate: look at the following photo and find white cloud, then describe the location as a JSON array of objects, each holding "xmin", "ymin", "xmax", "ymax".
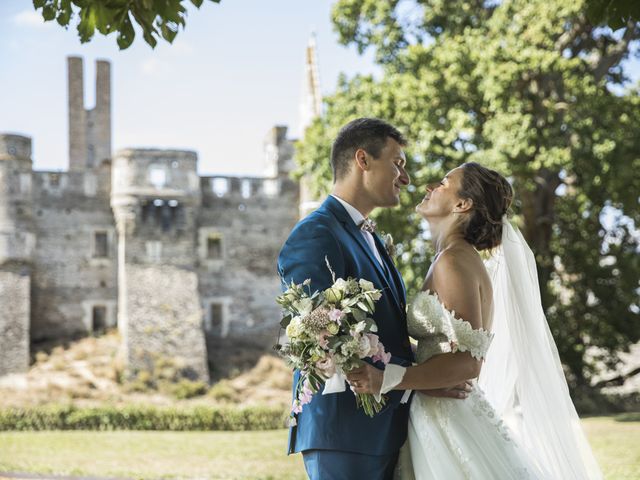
[
  {"xmin": 11, "ymin": 10, "xmax": 53, "ymax": 29},
  {"xmin": 141, "ymin": 57, "xmax": 169, "ymax": 75},
  {"xmin": 171, "ymin": 39, "xmax": 194, "ymax": 56}
]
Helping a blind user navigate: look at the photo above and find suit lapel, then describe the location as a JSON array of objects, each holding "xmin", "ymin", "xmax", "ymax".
[
  {"xmin": 322, "ymin": 197, "xmax": 404, "ymax": 316},
  {"xmin": 372, "ymin": 233, "xmax": 406, "ymax": 311}
]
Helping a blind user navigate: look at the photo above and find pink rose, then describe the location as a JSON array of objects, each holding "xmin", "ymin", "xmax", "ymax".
[
  {"xmin": 372, "ymin": 341, "xmax": 392, "ymax": 365},
  {"xmin": 317, "ymin": 330, "xmax": 330, "ymax": 349},
  {"xmin": 316, "ymin": 355, "xmax": 336, "ymax": 377},
  {"xmin": 328, "ymin": 308, "xmax": 344, "ymax": 323},
  {"xmin": 365, "ymin": 333, "xmax": 380, "ymax": 356}
]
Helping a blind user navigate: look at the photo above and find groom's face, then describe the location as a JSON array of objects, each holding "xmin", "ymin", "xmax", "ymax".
[{"xmin": 362, "ymin": 137, "xmax": 410, "ymax": 208}]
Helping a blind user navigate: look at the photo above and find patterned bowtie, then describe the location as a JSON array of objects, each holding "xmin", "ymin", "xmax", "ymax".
[{"xmin": 359, "ymin": 218, "xmax": 377, "ymax": 233}]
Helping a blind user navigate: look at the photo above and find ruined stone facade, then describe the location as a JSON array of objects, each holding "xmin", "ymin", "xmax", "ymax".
[{"xmin": 0, "ymin": 57, "xmax": 300, "ymax": 380}]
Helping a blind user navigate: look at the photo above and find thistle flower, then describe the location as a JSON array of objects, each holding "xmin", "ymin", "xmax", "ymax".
[{"xmin": 301, "ymin": 307, "xmax": 331, "ymax": 334}]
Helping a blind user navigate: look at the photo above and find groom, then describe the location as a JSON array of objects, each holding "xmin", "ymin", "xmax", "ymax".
[{"xmin": 278, "ymin": 118, "xmax": 415, "ymax": 479}]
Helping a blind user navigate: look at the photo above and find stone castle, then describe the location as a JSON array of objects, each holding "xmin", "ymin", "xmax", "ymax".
[{"xmin": 0, "ymin": 43, "xmax": 323, "ymax": 381}]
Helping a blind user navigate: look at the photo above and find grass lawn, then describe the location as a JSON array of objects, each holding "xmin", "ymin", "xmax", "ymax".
[{"xmin": 0, "ymin": 417, "xmax": 637, "ymax": 479}]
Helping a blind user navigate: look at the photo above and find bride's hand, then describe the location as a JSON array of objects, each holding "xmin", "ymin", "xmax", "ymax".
[
  {"xmin": 420, "ymin": 380, "xmax": 472, "ymax": 399},
  {"xmin": 345, "ymin": 363, "xmax": 383, "ymax": 395}
]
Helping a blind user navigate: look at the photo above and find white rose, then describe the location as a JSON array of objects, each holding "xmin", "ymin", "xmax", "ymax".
[
  {"xmin": 369, "ymin": 290, "xmax": 382, "ymax": 301},
  {"xmin": 357, "ymin": 334, "xmax": 371, "ymax": 358},
  {"xmin": 286, "ymin": 317, "xmax": 302, "ymax": 338},
  {"xmin": 293, "ymin": 298, "xmax": 313, "ymax": 316},
  {"xmin": 334, "ymin": 278, "xmax": 348, "ymax": 291},
  {"xmin": 353, "ymin": 321, "xmax": 366, "ymax": 334},
  {"xmin": 359, "ymin": 279, "xmax": 375, "ymax": 291}
]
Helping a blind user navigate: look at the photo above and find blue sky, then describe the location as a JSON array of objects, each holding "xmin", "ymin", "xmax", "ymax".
[
  {"xmin": 1, "ymin": 2, "xmax": 638, "ymax": 176},
  {"xmin": 0, "ymin": 0, "xmax": 379, "ymax": 175}
]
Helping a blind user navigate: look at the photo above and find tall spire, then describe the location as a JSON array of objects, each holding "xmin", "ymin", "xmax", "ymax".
[
  {"xmin": 298, "ymin": 32, "xmax": 322, "ymax": 138},
  {"xmin": 297, "ymin": 33, "xmax": 323, "ymax": 219}
]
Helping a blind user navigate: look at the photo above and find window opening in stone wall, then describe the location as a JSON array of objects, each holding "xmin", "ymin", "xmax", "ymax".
[
  {"xmin": 93, "ymin": 231, "xmax": 108, "ymax": 258},
  {"xmin": 92, "ymin": 305, "xmax": 107, "ymax": 333},
  {"xmin": 209, "ymin": 303, "xmax": 223, "ymax": 333},
  {"xmin": 87, "ymin": 145, "xmax": 95, "ymax": 167},
  {"xmin": 146, "ymin": 241, "xmax": 162, "ymax": 262},
  {"xmin": 263, "ymin": 179, "xmax": 279, "ymax": 197},
  {"xmin": 207, "ymin": 235, "xmax": 222, "ymax": 259},
  {"xmin": 212, "ymin": 178, "xmax": 229, "ymax": 197},
  {"xmin": 241, "ymin": 180, "xmax": 251, "ymax": 199},
  {"xmin": 149, "ymin": 166, "xmax": 167, "ymax": 188}
]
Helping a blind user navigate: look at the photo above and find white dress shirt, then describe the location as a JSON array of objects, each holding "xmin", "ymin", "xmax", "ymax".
[{"xmin": 331, "ymin": 194, "xmax": 383, "ymax": 266}]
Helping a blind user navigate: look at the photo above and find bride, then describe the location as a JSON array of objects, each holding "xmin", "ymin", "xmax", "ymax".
[{"xmin": 347, "ymin": 162, "xmax": 603, "ymax": 479}]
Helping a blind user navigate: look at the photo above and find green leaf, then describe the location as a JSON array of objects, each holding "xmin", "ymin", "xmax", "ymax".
[
  {"xmin": 41, "ymin": 4, "xmax": 56, "ymax": 21},
  {"xmin": 116, "ymin": 14, "xmax": 135, "ymax": 50},
  {"xmin": 56, "ymin": 0, "xmax": 72, "ymax": 27}
]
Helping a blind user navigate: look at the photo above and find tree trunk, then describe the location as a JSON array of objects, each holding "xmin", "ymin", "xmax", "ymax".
[{"xmin": 519, "ymin": 168, "xmax": 562, "ymax": 310}]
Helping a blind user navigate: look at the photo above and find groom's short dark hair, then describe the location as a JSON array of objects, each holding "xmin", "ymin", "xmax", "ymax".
[{"xmin": 330, "ymin": 118, "xmax": 407, "ymax": 181}]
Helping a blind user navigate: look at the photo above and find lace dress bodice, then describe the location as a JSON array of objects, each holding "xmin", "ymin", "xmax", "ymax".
[{"xmin": 407, "ymin": 291, "xmax": 494, "ymax": 363}]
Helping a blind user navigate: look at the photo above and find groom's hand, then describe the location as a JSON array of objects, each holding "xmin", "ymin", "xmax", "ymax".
[
  {"xmin": 419, "ymin": 381, "xmax": 472, "ymax": 400},
  {"xmin": 346, "ymin": 363, "xmax": 383, "ymax": 395}
]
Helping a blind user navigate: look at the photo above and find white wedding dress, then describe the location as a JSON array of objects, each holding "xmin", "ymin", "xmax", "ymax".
[
  {"xmin": 394, "ymin": 219, "xmax": 602, "ymax": 480},
  {"xmin": 394, "ymin": 291, "xmax": 550, "ymax": 480}
]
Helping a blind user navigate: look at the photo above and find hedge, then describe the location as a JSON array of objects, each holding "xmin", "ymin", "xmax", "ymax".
[{"xmin": 0, "ymin": 405, "xmax": 289, "ymax": 431}]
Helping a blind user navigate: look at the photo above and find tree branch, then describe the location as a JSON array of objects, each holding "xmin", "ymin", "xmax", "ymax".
[{"xmin": 592, "ymin": 19, "xmax": 640, "ymax": 82}]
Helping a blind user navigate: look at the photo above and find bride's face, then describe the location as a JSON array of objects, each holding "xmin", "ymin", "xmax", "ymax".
[{"xmin": 415, "ymin": 167, "xmax": 464, "ymax": 219}]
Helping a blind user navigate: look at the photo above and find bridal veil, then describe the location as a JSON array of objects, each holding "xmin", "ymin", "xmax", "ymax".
[{"xmin": 478, "ymin": 218, "xmax": 603, "ymax": 479}]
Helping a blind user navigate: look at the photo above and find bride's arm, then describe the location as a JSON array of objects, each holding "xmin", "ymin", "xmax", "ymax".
[{"xmin": 348, "ymin": 252, "xmax": 485, "ymax": 393}]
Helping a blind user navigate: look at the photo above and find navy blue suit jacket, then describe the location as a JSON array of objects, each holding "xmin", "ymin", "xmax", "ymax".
[{"xmin": 277, "ymin": 196, "xmax": 413, "ymax": 456}]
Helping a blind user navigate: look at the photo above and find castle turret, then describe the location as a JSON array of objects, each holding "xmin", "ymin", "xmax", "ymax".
[
  {"xmin": 0, "ymin": 134, "xmax": 35, "ymax": 376},
  {"xmin": 68, "ymin": 57, "xmax": 112, "ymax": 171},
  {"xmin": 111, "ymin": 149, "xmax": 209, "ymax": 381},
  {"xmin": 264, "ymin": 126, "xmax": 296, "ymax": 179}
]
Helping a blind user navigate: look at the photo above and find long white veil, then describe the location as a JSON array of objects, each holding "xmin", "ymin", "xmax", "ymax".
[{"xmin": 478, "ymin": 218, "xmax": 603, "ymax": 479}]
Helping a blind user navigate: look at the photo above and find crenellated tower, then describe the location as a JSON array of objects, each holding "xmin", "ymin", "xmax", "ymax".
[
  {"xmin": 111, "ymin": 149, "xmax": 209, "ymax": 381},
  {"xmin": 68, "ymin": 57, "xmax": 112, "ymax": 171},
  {"xmin": 0, "ymin": 134, "xmax": 35, "ymax": 376}
]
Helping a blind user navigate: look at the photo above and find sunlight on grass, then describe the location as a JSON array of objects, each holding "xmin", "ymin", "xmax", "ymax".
[
  {"xmin": 0, "ymin": 430, "xmax": 306, "ymax": 480},
  {"xmin": 0, "ymin": 417, "xmax": 637, "ymax": 479}
]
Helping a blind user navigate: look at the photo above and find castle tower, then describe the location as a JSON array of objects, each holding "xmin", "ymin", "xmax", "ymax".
[
  {"xmin": 264, "ymin": 126, "xmax": 295, "ymax": 178},
  {"xmin": 298, "ymin": 34, "xmax": 323, "ymax": 218},
  {"xmin": 111, "ymin": 149, "xmax": 209, "ymax": 381},
  {"xmin": 299, "ymin": 33, "xmax": 322, "ymax": 137},
  {"xmin": 68, "ymin": 57, "xmax": 112, "ymax": 171},
  {"xmin": 0, "ymin": 134, "xmax": 35, "ymax": 376}
]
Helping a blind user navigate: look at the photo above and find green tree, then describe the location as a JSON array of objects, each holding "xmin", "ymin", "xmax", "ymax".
[
  {"xmin": 32, "ymin": 0, "xmax": 220, "ymax": 50},
  {"xmin": 295, "ymin": 0, "xmax": 640, "ymax": 388},
  {"xmin": 586, "ymin": 0, "xmax": 640, "ymax": 30}
]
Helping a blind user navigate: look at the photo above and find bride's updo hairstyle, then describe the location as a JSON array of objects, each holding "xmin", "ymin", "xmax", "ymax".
[{"xmin": 458, "ymin": 162, "xmax": 513, "ymax": 251}]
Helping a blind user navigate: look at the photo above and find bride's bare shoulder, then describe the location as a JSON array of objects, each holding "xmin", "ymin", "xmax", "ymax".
[{"xmin": 430, "ymin": 250, "xmax": 483, "ymax": 327}]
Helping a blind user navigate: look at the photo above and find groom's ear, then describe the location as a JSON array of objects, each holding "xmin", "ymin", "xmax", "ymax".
[{"xmin": 354, "ymin": 148, "xmax": 370, "ymax": 172}]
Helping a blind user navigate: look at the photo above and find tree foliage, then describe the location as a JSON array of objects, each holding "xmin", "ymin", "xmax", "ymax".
[
  {"xmin": 586, "ymin": 0, "xmax": 640, "ymax": 30},
  {"xmin": 295, "ymin": 0, "xmax": 640, "ymax": 387},
  {"xmin": 32, "ymin": 0, "xmax": 220, "ymax": 50}
]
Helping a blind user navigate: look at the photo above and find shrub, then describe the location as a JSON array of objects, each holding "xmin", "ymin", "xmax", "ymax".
[
  {"xmin": 170, "ymin": 380, "xmax": 208, "ymax": 400},
  {"xmin": 208, "ymin": 380, "xmax": 237, "ymax": 403},
  {"xmin": 0, "ymin": 405, "xmax": 289, "ymax": 431}
]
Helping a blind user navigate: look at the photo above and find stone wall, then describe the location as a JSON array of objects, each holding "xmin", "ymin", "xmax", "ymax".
[
  {"xmin": 198, "ymin": 175, "xmax": 299, "ymax": 343},
  {"xmin": 0, "ymin": 263, "xmax": 30, "ymax": 376},
  {"xmin": 30, "ymin": 170, "xmax": 117, "ymax": 340}
]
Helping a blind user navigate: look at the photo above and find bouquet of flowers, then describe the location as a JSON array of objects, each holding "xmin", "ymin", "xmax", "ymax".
[{"xmin": 275, "ymin": 259, "xmax": 391, "ymax": 424}]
